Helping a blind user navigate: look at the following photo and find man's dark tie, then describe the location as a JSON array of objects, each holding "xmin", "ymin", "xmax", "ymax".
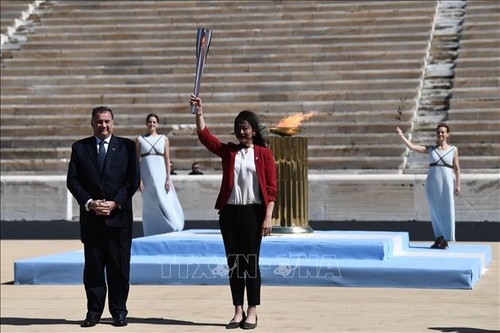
[{"xmin": 98, "ymin": 140, "xmax": 106, "ymax": 171}]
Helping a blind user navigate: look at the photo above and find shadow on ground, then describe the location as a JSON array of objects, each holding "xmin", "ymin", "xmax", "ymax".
[{"xmin": 0, "ymin": 316, "xmax": 225, "ymax": 327}]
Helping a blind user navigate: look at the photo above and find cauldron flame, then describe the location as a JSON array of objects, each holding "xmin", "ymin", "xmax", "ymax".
[{"xmin": 269, "ymin": 111, "xmax": 317, "ymax": 137}]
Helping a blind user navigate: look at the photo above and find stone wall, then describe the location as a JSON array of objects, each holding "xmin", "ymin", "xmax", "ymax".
[{"xmin": 1, "ymin": 174, "xmax": 498, "ymax": 222}]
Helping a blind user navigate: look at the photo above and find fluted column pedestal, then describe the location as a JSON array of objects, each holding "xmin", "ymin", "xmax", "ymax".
[{"xmin": 269, "ymin": 136, "xmax": 313, "ymax": 234}]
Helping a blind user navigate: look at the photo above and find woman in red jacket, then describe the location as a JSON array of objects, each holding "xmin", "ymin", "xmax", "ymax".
[{"xmin": 190, "ymin": 95, "xmax": 277, "ymax": 330}]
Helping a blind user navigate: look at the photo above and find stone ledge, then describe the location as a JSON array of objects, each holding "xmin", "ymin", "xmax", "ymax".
[{"xmin": 1, "ymin": 174, "xmax": 498, "ymax": 222}]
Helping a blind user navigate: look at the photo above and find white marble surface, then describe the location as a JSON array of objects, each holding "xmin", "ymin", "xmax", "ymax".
[{"xmin": 1, "ymin": 173, "xmax": 499, "ymax": 222}]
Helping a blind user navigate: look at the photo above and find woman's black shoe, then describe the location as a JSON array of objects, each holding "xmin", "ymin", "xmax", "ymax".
[
  {"xmin": 437, "ymin": 239, "xmax": 449, "ymax": 249},
  {"xmin": 225, "ymin": 312, "xmax": 245, "ymax": 329},
  {"xmin": 242, "ymin": 315, "xmax": 257, "ymax": 330},
  {"xmin": 431, "ymin": 236, "xmax": 444, "ymax": 249}
]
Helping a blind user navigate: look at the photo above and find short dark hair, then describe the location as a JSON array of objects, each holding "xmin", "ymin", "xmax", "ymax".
[
  {"xmin": 436, "ymin": 123, "xmax": 450, "ymax": 133},
  {"xmin": 92, "ymin": 106, "xmax": 114, "ymax": 121},
  {"xmin": 146, "ymin": 113, "xmax": 159, "ymax": 123}
]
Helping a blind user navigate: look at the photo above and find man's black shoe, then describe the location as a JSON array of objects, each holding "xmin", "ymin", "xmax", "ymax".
[
  {"xmin": 81, "ymin": 314, "xmax": 100, "ymax": 327},
  {"xmin": 112, "ymin": 314, "xmax": 128, "ymax": 327}
]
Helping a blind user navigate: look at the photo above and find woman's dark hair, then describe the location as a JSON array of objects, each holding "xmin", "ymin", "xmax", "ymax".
[
  {"xmin": 146, "ymin": 113, "xmax": 159, "ymax": 123},
  {"xmin": 436, "ymin": 123, "xmax": 450, "ymax": 133},
  {"xmin": 234, "ymin": 110, "xmax": 268, "ymax": 147}
]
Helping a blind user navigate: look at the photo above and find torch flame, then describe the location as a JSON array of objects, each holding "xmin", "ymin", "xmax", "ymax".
[{"xmin": 275, "ymin": 111, "xmax": 317, "ymax": 128}]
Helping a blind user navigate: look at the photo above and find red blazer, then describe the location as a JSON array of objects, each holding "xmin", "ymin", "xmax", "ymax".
[{"xmin": 198, "ymin": 127, "xmax": 277, "ymax": 212}]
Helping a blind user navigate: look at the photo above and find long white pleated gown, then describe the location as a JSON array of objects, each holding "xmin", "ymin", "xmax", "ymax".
[
  {"xmin": 139, "ymin": 135, "xmax": 184, "ymax": 236},
  {"xmin": 425, "ymin": 146, "xmax": 456, "ymax": 241}
]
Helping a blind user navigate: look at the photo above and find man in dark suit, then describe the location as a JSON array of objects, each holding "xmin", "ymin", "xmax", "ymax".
[{"xmin": 67, "ymin": 106, "xmax": 140, "ymax": 328}]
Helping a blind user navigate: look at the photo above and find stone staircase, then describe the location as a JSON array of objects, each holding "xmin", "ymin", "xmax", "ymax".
[
  {"xmin": 405, "ymin": 0, "xmax": 499, "ymax": 172},
  {"xmin": 1, "ymin": 0, "xmax": 497, "ymax": 174},
  {"xmin": 448, "ymin": 0, "xmax": 500, "ymax": 171},
  {"xmin": 0, "ymin": 0, "xmax": 36, "ymax": 44}
]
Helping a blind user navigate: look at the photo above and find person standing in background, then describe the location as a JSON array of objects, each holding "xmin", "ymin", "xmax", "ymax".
[
  {"xmin": 190, "ymin": 95, "xmax": 277, "ymax": 330},
  {"xmin": 188, "ymin": 162, "xmax": 204, "ymax": 175},
  {"xmin": 397, "ymin": 123, "xmax": 461, "ymax": 249},
  {"xmin": 67, "ymin": 106, "xmax": 140, "ymax": 328},
  {"xmin": 170, "ymin": 161, "xmax": 177, "ymax": 175},
  {"xmin": 136, "ymin": 113, "xmax": 184, "ymax": 236}
]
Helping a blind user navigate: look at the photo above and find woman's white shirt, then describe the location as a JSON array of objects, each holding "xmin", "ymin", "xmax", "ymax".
[{"xmin": 227, "ymin": 147, "xmax": 262, "ymax": 205}]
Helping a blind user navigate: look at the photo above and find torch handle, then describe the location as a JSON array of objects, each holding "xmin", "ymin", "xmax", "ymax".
[
  {"xmin": 191, "ymin": 48, "xmax": 205, "ymax": 114},
  {"xmin": 191, "ymin": 103, "xmax": 198, "ymax": 115},
  {"xmin": 191, "ymin": 28, "xmax": 212, "ymax": 114}
]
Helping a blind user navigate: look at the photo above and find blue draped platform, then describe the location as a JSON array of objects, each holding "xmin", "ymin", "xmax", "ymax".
[{"xmin": 14, "ymin": 230, "xmax": 491, "ymax": 289}]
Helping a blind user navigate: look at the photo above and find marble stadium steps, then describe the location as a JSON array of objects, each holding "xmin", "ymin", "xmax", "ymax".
[
  {"xmin": 14, "ymin": 230, "xmax": 492, "ymax": 289},
  {"xmin": 2, "ymin": 116, "xmax": 409, "ymax": 172},
  {"xmin": 406, "ymin": 1, "xmax": 500, "ymax": 172},
  {"xmin": 0, "ymin": 58, "xmax": 424, "ymax": 77},
  {"xmin": 3, "ymin": 143, "xmax": 496, "ymax": 166},
  {"xmin": 0, "ymin": 111, "xmax": 414, "ymax": 132},
  {"xmin": 0, "ymin": 112, "xmax": 406, "ymax": 137},
  {"xmin": 446, "ymin": 1, "xmax": 500, "ymax": 170},
  {"xmin": 18, "ymin": 25, "xmax": 431, "ymax": 44},
  {"xmin": 0, "ymin": 157, "xmax": 405, "ymax": 175},
  {"xmin": 0, "ymin": 78, "xmax": 422, "ymax": 95},
  {"xmin": 0, "ymin": 51, "xmax": 426, "ymax": 71},
  {"xmin": 6, "ymin": 116, "xmax": 499, "ymax": 138},
  {"xmin": 0, "ymin": 0, "xmax": 437, "ymax": 174},
  {"xmin": 402, "ymin": 114, "xmax": 500, "ymax": 170},
  {"xmin": 24, "ymin": 25, "xmax": 433, "ymax": 44},
  {"xmin": 0, "ymin": 0, "xmax": 33, "ymax": 35},
  {"xmin": 2, "ymin": 1, "xmax": 497, "ymax": 175},
  {"xmin": 0, "ymin": 130, "xmax": 403, "ymax": 149},
  {"xmin": 0, "ymin": 119, "xmax": 408, "ymax": 173},
  {"xmin": 3, "ymin": 135, "xmax": 495, "ymax": 158},
  {"xmin": 7, "ymin": 0, "xmax": 431, "ymax": 36},
  {"xmin": 0, "ymin": 89, "xmax": 419, "ymax": 105},
  {"xmin": 1, "ymin": 1, "xmax": 433, "ymax": 85},
  {"xmin": 0, "ymin": 74, "xmax": 422, "ymax": 101},
  {"xmin": 1, "ymin": 33, "xmax": 433, "ymax": 64},
  {"xmin": 14, "ymin": 21, "xmax": 431, "ymax": 49},
  {"xmin": 2, "ymin": 141, "xmax": 496, "ymax": 175},
  {"xmin": 0, "ymin": 99, "xmax": 417, "ymax": 116},
  {"xmin": 450, "ymin": 0, "xmax": 499, "ymax": 113},
  {"xmin": 39, "ymin": 0, "xmax": 433, "ymax": 12},
  {"xmin": 445, "ymin": 108, "xmax": 499, "ymax": 121},
  {"xmin": 0, "ymin": 59, "xmax": 425, "ymax": 77},
  {"xmin": 0, "ymin": 143, "xmax": 406, "ymax": 160},
  {"xmin": 30, "ymin": 0, "xmax": 435, "ymax": 25},
  {"xmin": 7, "ymin": 41, "xmax": 430, "ymax": 59}
]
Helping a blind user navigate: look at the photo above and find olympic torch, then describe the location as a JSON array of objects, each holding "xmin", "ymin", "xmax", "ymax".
[{"xmin": 191, "ymin": 28, "xmax": 212, "ymax": 114}]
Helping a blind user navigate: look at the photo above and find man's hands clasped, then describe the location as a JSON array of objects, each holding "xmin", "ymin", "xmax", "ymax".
[{"xmin": 90, "ymin": 199, "xmax": 117, "ymax": 216}]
